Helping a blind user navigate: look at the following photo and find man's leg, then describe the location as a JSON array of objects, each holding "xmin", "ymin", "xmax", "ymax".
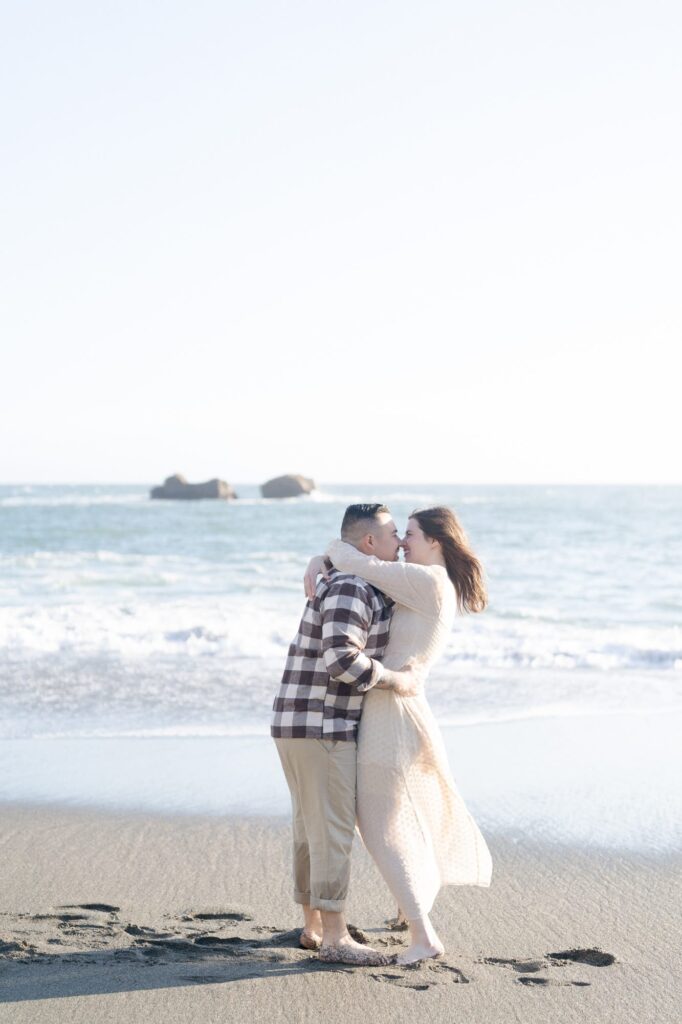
[
  {"xmin": 298, "ymin": 739, "xmax": 386, "ymax": 964},
  {"xmin": 300, "ymin": 905, "xmax": 322, "ymax": 949},
  {"xmin": 291, "ymin": 779, "xmax": 323, "ymax": 947},
  {"xmin": 274, "ymin": 737, "xmax": 386, "ymax": 964},
  {"xmin": 274, "ymin": 738, "xmax": 327, "ymax": 948},
  {"xmin": 274, "ymin": 738, "xmax": 318, "ymax": 944}
]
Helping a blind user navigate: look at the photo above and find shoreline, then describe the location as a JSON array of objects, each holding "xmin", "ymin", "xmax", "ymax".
[
  {"xmin": 1, "ymin": 803, "xmax": 680, "ymax": 1023},
  {"xmin": 2, "ymin": 709, "xmax": 681, "ymax": 852},
  {"xmin": 1, "ymin": 800, "xmax": 680, "ymax": 863}
]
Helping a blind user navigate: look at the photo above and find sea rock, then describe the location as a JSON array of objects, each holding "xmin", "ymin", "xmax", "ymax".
[
  {"xmin": 150, "ymin": 474, "xmax": 237, "ymax": 500},
  {"xmin": 260, "ymin": 474, "xmax": 315, "ymax": 499}
]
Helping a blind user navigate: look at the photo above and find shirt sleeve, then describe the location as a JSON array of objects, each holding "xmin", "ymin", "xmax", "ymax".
[
  {"xmin": 320, "ymin": 578, "xmax": 384, "ymax": 692},
  {"xmin": 325, "ymin": 539, "xmax": 441, "ymax": 615}
]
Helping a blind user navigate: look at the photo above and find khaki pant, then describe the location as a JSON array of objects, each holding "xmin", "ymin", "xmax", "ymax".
[{"xmin": 274, "ymin": 737, "xmax": 357, "ymax": 912}]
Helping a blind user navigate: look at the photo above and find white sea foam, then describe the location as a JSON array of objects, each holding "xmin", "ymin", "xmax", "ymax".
[
  {"xmin": 0, "ymin": 493, "xmax": 148, "ymax": 508},
  {"xmin": 2, "ymin": 482, "xmax": 681, "ymax": 747},
  {"xmin": 1, "ymin": 597, "xmax": 680, "ymax": 673}
]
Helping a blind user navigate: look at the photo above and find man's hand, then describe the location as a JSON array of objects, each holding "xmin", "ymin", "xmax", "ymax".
[
  {"xmin": 304, "ymin": 555, "xmax": 329, "ymax": 600},
  {"xmin": 376, "ymin": 658, "xmax": 424, "ymax": 697}
]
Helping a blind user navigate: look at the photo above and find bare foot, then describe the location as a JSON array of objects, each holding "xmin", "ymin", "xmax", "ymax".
[
  {"xmin": 299, "ymin": 929, "xmax": 322, "ymax": 950},
  {"xmin": 396, "ymin": 940, "xmax": 445, "ymax": 966},
  {"xmin": 319, "ymin": 935, "xmax": 390, "ymax": 966}
]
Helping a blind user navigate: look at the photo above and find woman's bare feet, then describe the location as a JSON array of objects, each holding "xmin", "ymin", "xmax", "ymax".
[
  {"xmin": 396, "ymin": 939, "xmax": 444, "ymax": 965},
  {"xmin": 396, "ymin": 912, "xmax": 444, "ymax": 965}
]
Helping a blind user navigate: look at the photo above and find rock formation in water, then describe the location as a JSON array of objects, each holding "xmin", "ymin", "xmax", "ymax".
[
  {"xmin": 150, "ymin": 474, "xmax": 237, "ymax": 500},
  {"xmin": 260, "ymin": 474, "xmax": 315, "ymax": 499}
]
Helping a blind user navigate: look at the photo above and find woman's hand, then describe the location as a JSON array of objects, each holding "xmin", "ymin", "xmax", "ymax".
[
  {"xmin": 375, "ymin": 658, "xmax": 425, "ymax": 697},
  {"xmin": 304, "ymin": 555, "xmax": 329, "ymax": 600}
]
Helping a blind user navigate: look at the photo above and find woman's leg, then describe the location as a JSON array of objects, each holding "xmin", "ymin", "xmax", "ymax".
[
  {"xmin": 397, "ymin": 913, "xmax": 444, "ymax": 965},
  {"xmin": 358, "ymin": 766, "xmax": 444, "ymax": 963}
]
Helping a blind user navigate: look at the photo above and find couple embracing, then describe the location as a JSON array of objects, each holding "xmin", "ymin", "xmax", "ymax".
[{"xmin": 271, "ymin": 503, "xmax": 492, "ymax": 967}]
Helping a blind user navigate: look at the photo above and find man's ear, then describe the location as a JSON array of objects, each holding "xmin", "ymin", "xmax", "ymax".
[{"xmin": 358, "ymin": 534, "xmax": 374, "ymax": 555}]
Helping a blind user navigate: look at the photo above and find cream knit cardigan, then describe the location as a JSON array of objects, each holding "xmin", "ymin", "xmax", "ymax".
[{"xmin": 326, "ymin": 539, "xmax": 492, "ymax": 917}]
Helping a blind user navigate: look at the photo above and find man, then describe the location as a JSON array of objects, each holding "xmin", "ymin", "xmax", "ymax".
[{"xmin": 271, "ymin": 503, "xmax": 420, "ymax": 966}]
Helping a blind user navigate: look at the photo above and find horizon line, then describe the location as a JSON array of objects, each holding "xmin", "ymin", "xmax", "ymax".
[{"xmin": 2, "ymin": 480, "xmax": 681, "ymax": 488}]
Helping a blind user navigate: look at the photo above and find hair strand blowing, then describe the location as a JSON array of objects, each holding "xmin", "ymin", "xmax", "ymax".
[{"xmin": 411, "ymin": 506, "xmax": 487, "ymax": 614}]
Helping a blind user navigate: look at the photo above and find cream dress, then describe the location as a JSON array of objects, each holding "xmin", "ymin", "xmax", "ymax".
[{"xmin": 326, "ymin": 540, "xmax": 492, "ymax": 918}]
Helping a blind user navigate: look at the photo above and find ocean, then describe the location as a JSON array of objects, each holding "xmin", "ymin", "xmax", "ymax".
[
  {"xmin": 1, "ymin": 482, "xmax": 681, "ymax": 848},
  {"xmin": 2, "ymin": 482, "xmax": 680, "ymax": 739}
]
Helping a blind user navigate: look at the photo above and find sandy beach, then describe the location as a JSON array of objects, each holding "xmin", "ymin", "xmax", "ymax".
[
  {"xmin": 1, "ymin": 803, "xmax": 679, "ymax": 1024},
  {"xmin": 2, "ymin": 484, "xmax": 681, "ymax": 1021}
]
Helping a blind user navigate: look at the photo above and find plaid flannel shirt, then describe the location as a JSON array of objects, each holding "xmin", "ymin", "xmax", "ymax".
[{"xmin": 271, "ymin": 567, "xmax": 393, "ymax": 740}]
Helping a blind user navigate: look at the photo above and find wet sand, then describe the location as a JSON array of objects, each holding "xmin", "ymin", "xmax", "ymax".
[{"xmin": 0, "ymin": 804, "xmax": 679, "ymax": 1023}]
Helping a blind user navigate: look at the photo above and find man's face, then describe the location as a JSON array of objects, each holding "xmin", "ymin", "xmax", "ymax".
[{"xmin": 365, "ymin": 512, "xmax": 401, "ymax": 562}]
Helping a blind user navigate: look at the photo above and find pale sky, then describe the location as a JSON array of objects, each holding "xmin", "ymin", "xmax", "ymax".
[{"xmin": 2, "ymin": 0, "xmax": 680, "ymax": 484}]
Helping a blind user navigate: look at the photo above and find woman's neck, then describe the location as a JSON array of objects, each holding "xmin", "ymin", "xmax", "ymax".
[{"xmin": 420, "ymin": 550, "xmax": 447, "ymax": 569}]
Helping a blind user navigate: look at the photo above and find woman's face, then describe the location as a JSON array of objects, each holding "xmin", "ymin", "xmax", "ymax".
[{"xmin": 402, "ymin": 517, "xmax": 434, "ymax": 564}]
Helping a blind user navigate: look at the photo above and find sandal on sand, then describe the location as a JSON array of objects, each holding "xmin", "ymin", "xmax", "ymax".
[
  {"xmin": 319, "ymin": 944, "xmax": 390, "ymax": 966},
  {"xmin": 299, "ymin": 931, "xmax": 322, "ymax": 951}
]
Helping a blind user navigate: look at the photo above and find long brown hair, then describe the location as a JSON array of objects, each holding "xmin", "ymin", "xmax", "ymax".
[{"xmin": 411, "ymin": 506, "xmax": 488, "ymax": 614}]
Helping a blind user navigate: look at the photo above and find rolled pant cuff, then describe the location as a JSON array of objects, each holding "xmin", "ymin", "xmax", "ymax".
[
  {"xmin": 293, "ymin": 891, "xmax": 311, "ymax": 906},
  {"xmin": 309, "ymin": 896, "xmax": 346, "ymax": 912}
]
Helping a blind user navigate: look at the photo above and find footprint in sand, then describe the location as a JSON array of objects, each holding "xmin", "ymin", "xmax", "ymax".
[
  {"xmin": 483, "ymin": 956, "xmax": 545, "ymax": 974},
  {"xmin": 4, "ymin": 907, "xmax": 426, "ymax": 975},
  {"xmin": 121, "ymin": 916, "xmax": 301, "ymax": 965},
  {"xmin": 371, "ymin": 972, "xmax": 431, "ymax": 991},
  {"xmin": 1, "ymin": 906, "xmax": 121, "ymax": 954},
  {"xmin": 60, "ymin": 903, "xmax": 120, "ymax": 914},
  {"xmin": 483, "ymin": 946, "xmax": 616, "ymax": 987},
  {"xmin": 517, "ymin": 976, "xmax": 591, "ymax": 987},
  {"xmin": 375, "ymin": 935, "xmax": 407, "ymax": 948},
  {"xmin": 371, "ymin": 961, "xmax": 469, "ymax": 991},
  {"xmin": 32, "ymin": 914, "xmax": 90, "ymax": 922},
  {"xmin": 179, "ymin": 910, "xmax": 253, "ymax": 924},
  {"xmin": 546, "ymin": 947, "xmax": 617, "ymax": 967}
]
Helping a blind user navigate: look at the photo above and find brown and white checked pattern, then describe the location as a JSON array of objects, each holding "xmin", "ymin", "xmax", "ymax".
[{"xmin": 271, "ymin": 567, "xmax": 393, "ymax": 740}]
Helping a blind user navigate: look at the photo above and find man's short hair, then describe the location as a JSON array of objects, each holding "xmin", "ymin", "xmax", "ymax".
[{"xmin": 340, "ymin": 503, "xmax": 390, "ymax": 542}]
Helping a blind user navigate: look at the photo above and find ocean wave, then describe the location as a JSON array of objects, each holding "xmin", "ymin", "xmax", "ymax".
[
  {"xmin": 0, "ymin": 549, "xmax": 305, "ymax": 602},
  {"xmin": 1, "ymin": 599, "xmax": 680, "ymax": 672},
  {"xmin": 0, "ymin": 493, "xmax": 148, "ymax": 508},
  {"xmin": 2, "ymin": 640, "xmax": 681, "ymax": 742},
  {"xmin": 2, "ymin": 482, "xmax": 681, "ymax": 744},
  {"xmin": 220, "ymin": 490, "xmax": 334, "ymax": 506}
]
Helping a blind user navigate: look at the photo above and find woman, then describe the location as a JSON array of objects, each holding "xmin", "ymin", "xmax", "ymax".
[{"xmin": 305, "ymin": 506, "xmax": 492, "ymax": 965}]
